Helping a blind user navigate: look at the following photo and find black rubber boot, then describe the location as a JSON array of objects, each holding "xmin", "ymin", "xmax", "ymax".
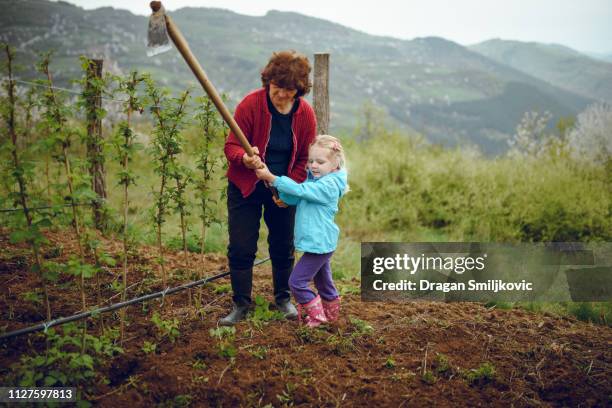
[
  {"xmin": 219, "ymin": 303, "xmax": 249, "ymax": 326},
  {"xmin": 276, "ymin": 299, "xmax": 298, "ymax": 320}
]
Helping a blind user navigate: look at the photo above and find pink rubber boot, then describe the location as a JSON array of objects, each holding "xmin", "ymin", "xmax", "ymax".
[
  {"xmin": 297, "ymin": 295, "xmax": 328, "ymax": 328},
  {"xmin": 322, "ymin": 296, "xmax": 341, "ymax": 322}
]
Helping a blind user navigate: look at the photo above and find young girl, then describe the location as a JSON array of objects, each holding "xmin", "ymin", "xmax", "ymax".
[{"xmin": 255, "ymin": 135, "xmax": 348, "ymax": 327}]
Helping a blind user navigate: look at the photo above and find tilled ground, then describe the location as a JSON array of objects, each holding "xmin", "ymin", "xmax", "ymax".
[{"xmin": 0, "ymin": 229, "xmax": 610, "ymax": 407}]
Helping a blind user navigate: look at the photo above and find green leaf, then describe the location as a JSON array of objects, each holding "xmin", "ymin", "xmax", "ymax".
[
  {"xmin": 44, "ymin": 375, "xmax": 57, "ymax": 386},
  {"xmin": 99, "ymin": 253, "xmax": 116, "ymax": 267},
  {"xmin": 35, "ymin": 218, "xmax": 53, "ymax": 228},
  {"xmin": 9, "ymin": 230, "xmax": 28, "ymax": 244},
  {"xmin": 76, "ymin": 399, "xmax": 92, "ymax": 408}
]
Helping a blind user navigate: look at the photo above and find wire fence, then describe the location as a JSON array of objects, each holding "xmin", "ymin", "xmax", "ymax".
[
  {"xmin": 11, "ymin": 79, "xmax": 129, "ymax": 104},
  {"xmin": 0, "ymin": 202, "xmax": 89, "ymax": 214}
]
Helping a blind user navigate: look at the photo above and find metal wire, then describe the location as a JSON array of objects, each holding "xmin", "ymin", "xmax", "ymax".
[
  {"xmin": 0, "ymin": 202, "xmax": 88, "ymax": 213},
  {"xmin": 0, "ymin": 257, "xmax": 270, "ymax": 341},
  {"xmin": 11, "ymin": 79, "xmax": 129, "ymax": 103}
]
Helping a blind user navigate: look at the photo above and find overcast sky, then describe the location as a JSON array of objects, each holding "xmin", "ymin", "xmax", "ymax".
[{"xmin": 62, "ymin": 0, "xmax": 612, "ymax": 54}]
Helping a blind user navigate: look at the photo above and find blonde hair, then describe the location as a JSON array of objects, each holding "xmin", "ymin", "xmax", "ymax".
[{"xmin": 310, "ymin": 134, "xmax": 346, "ymax": 170}]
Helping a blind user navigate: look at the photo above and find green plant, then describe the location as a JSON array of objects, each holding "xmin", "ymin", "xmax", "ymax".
[
  {"xmin": 295, "ymin": 325, "xmax": 327, "ymax": 344},
  {"xmin": 191, "ymin": 374, "xmax": 209, "ymax": 384},
  {"xmin": 348, "ymin": 316, "xmax": 374, "ymax": 337},
  {"xmin": 385, "ymin": 357, "xmax": 396, "ymax": 369},
  {"xmin": 213, "ymin": 283, "xmax": 232, "ymax": 294},
  {"xmin": 209, "ymin": 326, "xmax": 237, "ymax": 359},
  {"xmin": 421, "ymin": 370, "xmax": 437, "ymax": 385},
  {"xmin": 464, "ymin": 362, "xmax": 496, "ymax": 385},
  {"xmin": 9, "ymin": 323, "xmax": 122, "ymax": 396},
  {"xmin": 193, "ymin": 96, "xmax": 226, "ymax": 259},
  {"xmin": 21, "ymin": 291, "xmax": 43, "ymax": 306},
  {"xmin": 248, "ymin": 295, "xmax": 284, "ymax": 329},
  {"xmin": 37, "ymin": 51, "xmax": 98, "ymax": 317},
  {"xmin": 112, "ymin": 70, "xmax": 146, "ymax": 341},
  {"xmin": 170, "ymin": 163, "xmax": 192, "ymax": 267},
  {"xmin": 276, "ymin": 383, "xmax": 296, "ymax": 406},
  {"xmin": 142, "ymin": 341, "xmax": 157, "ymax": 354},
  {"xmin": 146, "ymin": 80, "xmax": 190, "ymax": 287},
  {"xmin": 2, "ymin": 44, "xmax": 52, "ymax": 320},
  {"xmin": 433, "ymin": 353, "xmax": 451, "ymax": 374},
  {"xmin": 151, "ymin": 312, "xmax": 180, "ymax": 343},
  {"xmin": 249, "ymin": 346, "xmax": 269, "ymax": 360},
  {"xmin": 191, "ymin": 358, "xmax": 207, "ymax": 370},
  {"xmin": 568, "ymin": 302, "xmax": 609, "ymax": 325},
  {"xmin": 326, "ymin": 332, "xmax": 356, "ymax": 355}
]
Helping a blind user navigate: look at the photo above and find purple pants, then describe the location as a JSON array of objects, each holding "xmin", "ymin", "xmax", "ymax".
[{"xmin": 289, "ymin": 252, "xmax": 339, "ymax": 304}]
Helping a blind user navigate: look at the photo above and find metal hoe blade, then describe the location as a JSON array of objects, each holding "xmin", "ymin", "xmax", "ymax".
[{"xmin": 147, "ymin": 1, "xmax": 172, "ymax": 56}]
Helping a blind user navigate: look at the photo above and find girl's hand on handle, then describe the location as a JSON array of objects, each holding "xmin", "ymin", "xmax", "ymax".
[
  {"xmin": 242, "ymin": 146, "xmax": 262, "ymax": 169},
  {"xmin": 252, "ymin": 162, "xmax": 286, "ymax": 207},
  {"xmin": 272, "ymin": 195, "xmax": 288, "ymax": 208}
]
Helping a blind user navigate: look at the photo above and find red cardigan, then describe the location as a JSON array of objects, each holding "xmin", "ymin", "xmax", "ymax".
[{"xmin": 224, "ymin": 88, "xmax": 317, "ymax": 197}]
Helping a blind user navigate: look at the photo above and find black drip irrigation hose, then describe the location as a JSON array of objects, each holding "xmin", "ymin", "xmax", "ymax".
[{"xmin": 0, "ymin": 257, "xmax": 270, "ymax": 341}]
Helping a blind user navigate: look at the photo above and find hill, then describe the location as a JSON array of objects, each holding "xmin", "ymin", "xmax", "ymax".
[
  {"xmin": 0, "ymin": 0, "xmax": 595, "ymax": 154},
  {"xmin": 471, "ymin": 39, "xmax": 612, "ymax": 104}
]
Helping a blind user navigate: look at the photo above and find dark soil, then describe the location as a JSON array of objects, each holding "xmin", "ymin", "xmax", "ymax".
[{"xmin": 1, "ymin": 229, "xmax": 610, "ymax": 407}]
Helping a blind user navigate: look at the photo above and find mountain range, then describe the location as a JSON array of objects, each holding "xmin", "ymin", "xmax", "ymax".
[{"xmin": 1, "ymin": 0, "xmax": 610, "ymax": 154}]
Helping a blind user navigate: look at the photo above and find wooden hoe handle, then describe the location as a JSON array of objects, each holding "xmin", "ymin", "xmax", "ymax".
[
  {"xmin": 151, "ymin": 2, "xmax": 255, "ymax": 157},
  {"xmin": 150, "ymin": 2, "xmax": 282, "ymax": 202}
]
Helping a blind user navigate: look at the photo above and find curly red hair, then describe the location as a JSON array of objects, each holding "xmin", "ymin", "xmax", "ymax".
[{"xmin": 261, "ymin": 50, "xmax": 312, "ymax": 97}]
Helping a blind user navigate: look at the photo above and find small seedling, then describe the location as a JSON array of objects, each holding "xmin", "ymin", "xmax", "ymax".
[
  {"xmin": 192, "ymin": 359, "xmax": 207, "ymax": 370},
  {"xmin": 151, "ymin": 312, "xmax": 180, "ymax": 343},
  {"xmin": 213, "ymin": 284, "xmax": 232, "ymax": 294},
  {"xmin": 434, "ymin": 353, "xmax": 451, "ymax": 374},
  {"xmin": 464, "ymin": 362, "xmax": 496, "ymax": 385},
  {"xmin": 421, "ymin": 370, "xmax": 437, "ymax": 385},
  {"xmin": 385, "ymin": 357, "xmax": 396, "ymax": 369},
  {"xmin": 348, "ymin": 316, "xmax": 373, "ymax": 337},
  {"xmin": 191, "ymin": 375, "xmax": 209, "ymax": 384},
  {"xmin": 295, "ymin": 326, "xmax": 326, "ymax": 344},
  {"xmin": 249, "ymin": 295, "xmax": 284, "ymax": 329},
  {"xmin": 21, "ymin": 291, "xmax": 42, "ymax": 306},
  {"xmin": 249, "ymin": 346, "xmax": 269, "ymax": 360},
  {"xmin": 209, "ymin": 326, "xmax": 237, "ymax": 359},
  {"xmin": 326, "ymin": 333, "xmax": 356, "ymax": 355},
  {"xmin": 142, "ymin": 341, "xmax": 157, "ymax": 354},
  {"xmin": 276, "ymin": 383, "xmax": 296, "ymax": 406}
]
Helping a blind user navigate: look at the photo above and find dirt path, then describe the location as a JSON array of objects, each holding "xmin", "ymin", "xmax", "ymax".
[{"xmin": 1, "ymin": 230, "xmax": 610, "ymax": 407}]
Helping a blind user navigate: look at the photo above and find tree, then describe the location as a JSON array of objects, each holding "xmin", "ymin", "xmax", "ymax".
[
  {"xmin": 508, "ymin": 111, "xmax": 552, "ymax": 157},
  {"xmin": 567, "ymin": 102, "xmax": 612, "ymax": 164}
]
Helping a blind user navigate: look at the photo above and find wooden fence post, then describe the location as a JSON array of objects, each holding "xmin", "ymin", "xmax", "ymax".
[
  {"xmin": 85, "ymin": 58, "xmax": 107, "ymax": 231},
  {"xmin": 313, "ymin": 53, "xmax": 330, "ymax": 135}
]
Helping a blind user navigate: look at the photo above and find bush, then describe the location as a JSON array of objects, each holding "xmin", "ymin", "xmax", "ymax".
[{"xmin": 339, "ymin": 132, "xmax": 610, "ymax": 242}]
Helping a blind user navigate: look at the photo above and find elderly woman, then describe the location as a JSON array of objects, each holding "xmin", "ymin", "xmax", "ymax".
[{"xmin": 220, "ymin": 50, "xmax": 317, "ymax": 325}]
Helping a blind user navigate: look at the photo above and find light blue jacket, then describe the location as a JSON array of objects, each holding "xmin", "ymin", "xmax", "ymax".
[{"xmin": 273, "ymin": 169, "xmax": 348, "ymax": 254}]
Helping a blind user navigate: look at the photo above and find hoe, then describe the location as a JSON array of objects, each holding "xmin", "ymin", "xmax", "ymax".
[{"xmin": 147, "ymin": 1, "xmax": 280, "ymax": 199}]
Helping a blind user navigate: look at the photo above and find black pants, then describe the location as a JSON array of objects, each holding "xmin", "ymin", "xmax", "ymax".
[{"xmin": 227, "ymin": 181, "xmax": 296, "ymax": 306}]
